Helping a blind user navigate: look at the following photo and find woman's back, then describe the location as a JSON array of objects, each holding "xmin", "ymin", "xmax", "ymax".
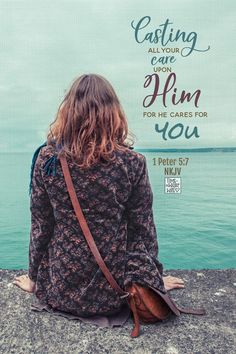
[{"xmin": 28, "ymin": 142, "xmax": 165, "ymax": 316}]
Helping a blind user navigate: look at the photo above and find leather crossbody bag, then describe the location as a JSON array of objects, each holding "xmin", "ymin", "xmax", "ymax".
[{"xmin": 59, "ymin": 155, "xmax": 206, "ymax": 337}]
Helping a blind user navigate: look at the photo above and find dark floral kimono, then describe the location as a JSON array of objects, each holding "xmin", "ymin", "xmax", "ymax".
[{"xmin": 28, "ymin": 141, "xmax": 166, "ymax": 322}]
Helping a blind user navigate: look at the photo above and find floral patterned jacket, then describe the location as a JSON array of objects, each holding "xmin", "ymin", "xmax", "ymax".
[{"xmin": 28, "ymin": 142, "xmax": 166, "ymax": 316}]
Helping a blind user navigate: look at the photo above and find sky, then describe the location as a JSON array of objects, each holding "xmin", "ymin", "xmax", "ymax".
[{"xmin": 0, "ymin": 0, "xmax": 235, "ymax": 151}]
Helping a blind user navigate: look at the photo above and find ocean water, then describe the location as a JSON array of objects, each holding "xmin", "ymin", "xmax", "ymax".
[{"xmin": 0, "ymin": 151, "xmax": 235, "ymax": 270}]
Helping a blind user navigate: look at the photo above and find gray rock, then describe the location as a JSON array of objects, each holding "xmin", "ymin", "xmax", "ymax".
[{"xmin": 0, "ymin": 269, "xmax": 235, "ymax": 354}]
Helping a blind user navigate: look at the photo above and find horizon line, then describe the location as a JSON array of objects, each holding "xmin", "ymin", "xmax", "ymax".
[
  {"xmin": 0, "ymin": 146, "xmax": 236, "ymax": 154},
  {"xmin": 135, "ymin": 147, "xmax": 236, "ymax": 152}
]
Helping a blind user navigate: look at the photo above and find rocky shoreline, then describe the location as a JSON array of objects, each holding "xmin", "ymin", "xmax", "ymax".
[{"xmin": 0, "ymin": 268, "xmax": 235, "ymax": 354}]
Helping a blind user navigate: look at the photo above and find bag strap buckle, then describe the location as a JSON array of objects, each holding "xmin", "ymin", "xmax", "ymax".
[{"xmin": 120, "ymin": 291, "xmax": 130, "ymax": 299}]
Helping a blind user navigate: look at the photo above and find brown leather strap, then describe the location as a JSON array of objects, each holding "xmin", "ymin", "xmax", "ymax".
[
  {"xmin": 59, "ymin": 154, "xmax": 206, "ymax": 320},
  {"xmin": 149, "ymin": 286, "xmax": 206, "ymax": 315},
  {"xmin": 128, "ymin": 296, "xmax": 140, "ymax": 337},
  {"xmin": 174, "ymin": 305, "xmax": 206, "ymax": 315},
  {"xmin": 59, "ymin": 155, "xmax": 129, "ymax": 298}
]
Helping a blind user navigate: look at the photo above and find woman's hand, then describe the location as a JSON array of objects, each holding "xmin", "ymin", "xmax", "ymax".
[
  {"xmin": 163, "ymin": 275, "xmax": 185, "ymax": 291},
  {"xmin": 12, "ymin": 274, "xmax": 36, "ymax": 293}
]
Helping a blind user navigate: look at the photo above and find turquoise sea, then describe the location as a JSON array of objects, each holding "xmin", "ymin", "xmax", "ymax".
[{"xmin": 0, "ymin": 151, "xmax": 235, "ymax": 270}]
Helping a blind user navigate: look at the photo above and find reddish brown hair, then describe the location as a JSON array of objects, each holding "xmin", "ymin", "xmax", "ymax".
[{"xmin": 47, "ymin": 74, "xmax": 135, "ymax": 168}]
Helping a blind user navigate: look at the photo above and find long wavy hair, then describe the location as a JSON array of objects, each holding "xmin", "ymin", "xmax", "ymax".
[{"xmin": 47, "ymin": 74, "xmax": 135, "ymax": 168}]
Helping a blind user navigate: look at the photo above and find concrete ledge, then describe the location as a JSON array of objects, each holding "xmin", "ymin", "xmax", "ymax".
[{"xmin": 0, "ymin": 269, "xmax": 235, "ymax": 354}]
